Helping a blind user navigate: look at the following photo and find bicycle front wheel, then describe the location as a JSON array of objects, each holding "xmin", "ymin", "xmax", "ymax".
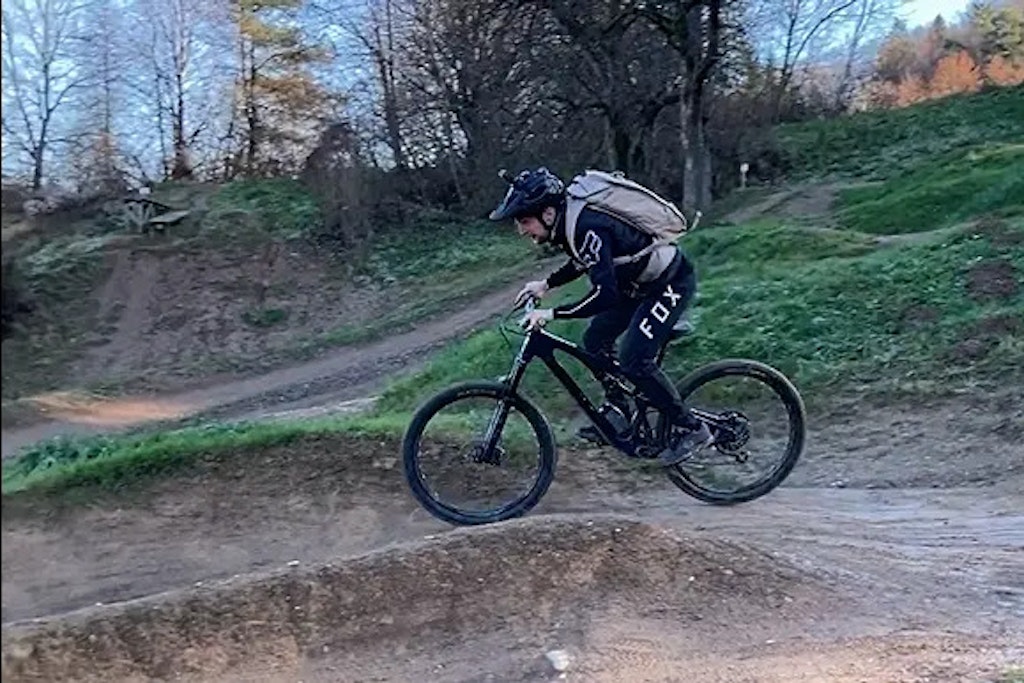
[{"xmin": 402, "ymin": 381, "xmax": 557, "ymax": 526}]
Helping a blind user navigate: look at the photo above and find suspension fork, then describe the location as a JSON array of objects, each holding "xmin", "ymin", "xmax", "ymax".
[{"xmin": 480, "ymin": 335, "xmax": 532, "ymax": 463}]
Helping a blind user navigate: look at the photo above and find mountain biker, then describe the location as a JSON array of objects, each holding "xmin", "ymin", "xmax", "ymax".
[{"xmin": 488, "ymin": 166, "xmax": 713, "ymax": 467}]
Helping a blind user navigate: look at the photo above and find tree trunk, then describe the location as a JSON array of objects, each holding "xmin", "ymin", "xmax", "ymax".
[
  {"xmin": 679, "ymin": 89, "xmax": 697, "ymax": 213},
  {"xmin": 381, "ymin": 83, "xmax": 406, "ymax": 171},
  {"xmin": 245, "ymin": 40, "xmax": 259, "ymax": 175},
  {"xmin": 32, "ymin": 146, "xmax": 45, "ymax": 190},
  {"xmin": 679, "ymin": 96, "xmax": 711, "ymax": 211},
  {"xmin": 378, "ymin": 0, "xmax": 406, "ymax": 171},
  {"xmin": 612, "ymin": 122, "xmax": 632, "ymax": 175},
  {"xmin": 171, "ymin": 72, "xmax": 192, "ymax": 179},
  {"xmin": 441, "ymin": 113, "xmax": 466, "ymax": 207}
]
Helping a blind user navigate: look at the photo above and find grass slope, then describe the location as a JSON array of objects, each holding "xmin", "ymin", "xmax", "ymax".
[
  {"xmin": 778, "ymin": 85, "xmax": 1024, "ymax": 181},
  {"xmin": 837, "ymin": 143, "xmax": 1024, "ymax": 233}
]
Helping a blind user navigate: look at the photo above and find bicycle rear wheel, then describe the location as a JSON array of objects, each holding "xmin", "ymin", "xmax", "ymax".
[
  {"xmin": 661, "ymin": 359, "xmax": 806, "ymax": 505},
  {"xmin": 402, "ymin": 380, "xmax": 557, "ymax": 526}
]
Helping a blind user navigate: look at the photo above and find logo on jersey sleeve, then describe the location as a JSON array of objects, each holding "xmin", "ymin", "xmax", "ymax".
[{"xmin": 578, "ymin": 230, "xmax": 602, "ymax": 267}]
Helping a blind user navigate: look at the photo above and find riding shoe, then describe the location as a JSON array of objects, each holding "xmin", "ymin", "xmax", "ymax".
[{"xmin": 658, "ymin": 422, "xmax": 714, "ymax": 467}]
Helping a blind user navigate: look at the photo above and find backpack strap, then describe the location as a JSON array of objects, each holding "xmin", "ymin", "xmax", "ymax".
[
  {"xmin": 564, "ymin": 195, "xmax": 587, "ymax": 264},
  {"xmin": 610, "ymin": 238, "xmax": 670, "ymax": 266}
]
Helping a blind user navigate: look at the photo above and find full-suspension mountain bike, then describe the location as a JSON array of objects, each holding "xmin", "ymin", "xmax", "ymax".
[{"xmin": 402, "ymin": 298, "xmax": 806, "ymax": 526}]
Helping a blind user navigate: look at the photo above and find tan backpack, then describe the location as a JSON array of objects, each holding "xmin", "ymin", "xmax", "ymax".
[{"xmin": 564, "ymin": 169, "xmax": 690, "ymax": 266}]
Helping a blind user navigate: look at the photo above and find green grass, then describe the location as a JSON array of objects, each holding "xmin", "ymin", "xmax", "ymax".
[
  {"xmin": 777, "ymin": 85, "xmax": 1024, "ymax": 181},
  {"xmin": 998, "ymin": 668, "xmax": 1024, "ymax": 683},
  {"xmin": 305, "ymin": 270, "xmax": 516, "ymax": 348},
  {"xmin": 1, "ymin": 414, "xmax": 409, "ymax": 495},
  {"xmin": 278, "ymin": 210, "xmax": 544, "ymax": 357},
  {"xmin": 377, "ymin": 219, "xmax": 1024, "ymax": 417},
  {"xmin": 206, "ymin": 178, "xmax": 321, "ymax": 239},
  {"xmin": 359, "ymin": 209, "xmax": 530, "ymax": 283},
  {"xmin": 837, "ymin": 144, "xmax": 1024, "ymax": 233},
  {"xmin": 684, "ymin": 220, "xmax": 879, "ymax": 271}
]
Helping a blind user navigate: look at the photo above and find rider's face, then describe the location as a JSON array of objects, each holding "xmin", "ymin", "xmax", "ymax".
[{"xmin": 515, "ymin": 208, "xmax": 554, "ymax": 244}]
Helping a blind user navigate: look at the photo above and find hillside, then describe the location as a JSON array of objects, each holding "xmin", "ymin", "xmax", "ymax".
[
  {"xmin": 1, "ymin": 179, "xmax": 540, "ymax": 416},
  {"xmin": 3, "ymin": 86, "xmax": 1022, "ymax": 491}
]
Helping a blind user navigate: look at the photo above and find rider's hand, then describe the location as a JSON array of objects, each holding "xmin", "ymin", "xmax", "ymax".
[
  {"xmin": 514, "ymin": 280, "xmax": 549, "ymax": 308},
  {"xmin": 520, "ymin": 308, "xmax": 554, "ymax": 330}
]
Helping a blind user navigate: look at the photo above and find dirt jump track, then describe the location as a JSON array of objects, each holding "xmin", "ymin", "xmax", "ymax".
[
  {"xmin": 3, "ymin": 510, "xmax": 1022, "ymax": 683},
  {"xmin": 3, "ymin": 428, "xmax": 1023, "ymax": 682}
]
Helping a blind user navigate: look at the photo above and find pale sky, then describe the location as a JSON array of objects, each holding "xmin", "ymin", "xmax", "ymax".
[{"xmin": 903, "ymin": 0, "xmax": 972, "ymax": 27}]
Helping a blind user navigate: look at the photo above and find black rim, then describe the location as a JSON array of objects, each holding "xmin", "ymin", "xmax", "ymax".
[
  {"xmin": 405, "ymin": 385, "xmax": 554, "ymax": 523},
  {"xmin": 665, "ymin": 363, "xmax": 804, "ymax": 498}
]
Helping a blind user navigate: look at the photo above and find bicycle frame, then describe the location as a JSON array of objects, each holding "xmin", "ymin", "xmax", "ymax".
[{"xmin": 497, "ymin": 325, "xmax": 645, "ymax": 456}]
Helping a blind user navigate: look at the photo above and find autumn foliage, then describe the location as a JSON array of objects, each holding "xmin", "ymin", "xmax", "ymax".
[{"xmin": 867, "ymin": 3, "xmax": 1024, "ymax": 108}]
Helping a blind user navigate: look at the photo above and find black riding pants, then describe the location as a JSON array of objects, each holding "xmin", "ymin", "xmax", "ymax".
[{"xmin": 582, "ymin": 261, "xmax": 698, "ymax": 427}]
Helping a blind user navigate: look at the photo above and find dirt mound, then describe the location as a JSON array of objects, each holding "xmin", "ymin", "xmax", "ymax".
[
  {"xmin": 1, "ymin": 515, "xmax": 820, "ymax": 682},
  {"xmin": 67, "ymin": 243, "xmax": 385, "ymax": 388},
  {"xmin": 951, "ymin": 312, "xmax": 1024, "ymax": 361},
  {"xmin": 966, "ymin": 258, "xmax": 1020, "ymax": 301}
]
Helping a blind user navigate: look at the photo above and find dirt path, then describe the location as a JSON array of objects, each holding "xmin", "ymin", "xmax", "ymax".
[
  {"xmin": 5, "ymin": 483, "xmax": 1021, "ymax": 630},
  {"xmin": 3, "ymin": 467, "xmax": 1022, "ymax": 680},
  {"xmin": 1, "ymin": 265, "xmax": 554, "ymax": 459},
  {"xmin": 75, "ymin": 251, "xmax": 160, "ymax": 380},
  {"xmin": 6, "ymin": 511, "xmax": 1020, "ymax": 682},
  {"xmin": 4, "ymin": 389, "xmax": 1022, "ymax": 626},
  {"xmin": 721, "ymin": 182, "xmax": 848, "ymax": 225}
]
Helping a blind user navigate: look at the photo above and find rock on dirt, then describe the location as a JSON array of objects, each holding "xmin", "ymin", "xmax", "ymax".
[{"xmin": 545, "ymin": 649, "xmax": 572, "ymax": 673}]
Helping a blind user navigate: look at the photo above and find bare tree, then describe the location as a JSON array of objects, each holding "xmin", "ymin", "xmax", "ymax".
[
  {"xmin": 130, "ymin": 0, "xmax": 203, "ymax": 179},
  {"xmin": 392, "ymin": 0, "xmax": 539, "ymax": 206},
  {"xmin": 639, "ymin": 0, "xmax": 724, "ymax": 212},
  {"xmin": 746, "ymin": 0, "xmax": 859, "ymax": 114},
  {"xmin": 776, "ymin": 0, "xmax": 903, "ymax": 112},
  {"xmin": 66, "ymin": 0, "xmax": 129, "ymax": 193},
  {"xmin": 124, "ymin": 0, "xmax": 235, "ymax": 181},
  {"xmin": 1, "ymin": 0, "xmax": 88, "ymax": 189},
  {"xmin": 545, "ymin": 0, "xmax": 681, "ymax": 180},
  {"xmin": 309, "ymin": 0, "xmax": 412, "ymax": 173}
]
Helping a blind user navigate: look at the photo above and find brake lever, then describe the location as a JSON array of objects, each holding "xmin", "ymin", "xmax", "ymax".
[{"xmin": 516, "ymin": 297, "xmax": 541, "ymax": 330}]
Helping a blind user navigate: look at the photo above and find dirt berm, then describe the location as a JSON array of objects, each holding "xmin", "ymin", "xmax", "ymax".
[{"xmin": 2, "ymin": 514, "xmax": 839, "ymax": 682}]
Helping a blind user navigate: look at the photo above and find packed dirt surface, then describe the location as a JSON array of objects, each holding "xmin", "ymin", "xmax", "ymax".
[
  {"xmin": 5, "ymin": 514, "xmax": 1020, "ymax": 683},
  {"xmin": 719, "ymin": 182, "xmax": 848, "ymax": 225},
  {"xmin": 3, "ymin": 402, "xmax": 1023, "ymax": 680}
]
